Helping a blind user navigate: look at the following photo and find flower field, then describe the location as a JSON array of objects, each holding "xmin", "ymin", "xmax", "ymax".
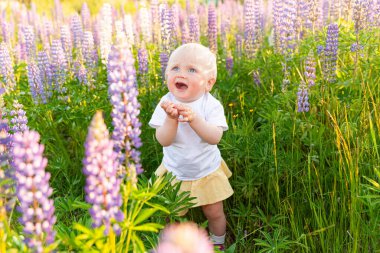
[{"xmin": 0, "ymin": 0, "xmax": 380, "ymax": 252}]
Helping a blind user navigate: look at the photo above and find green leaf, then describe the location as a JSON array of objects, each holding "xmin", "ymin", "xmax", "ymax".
[
  {"xmin": 132, "ymin": 233, "xmax": 146, "ymax": 253},
  {"xmin": 72, "ymin": 200, "xmax": 92, "ymax": 210},
  {"xmin": 225, "ymin": 243, "xmax": 237, "ymax": 253},
  {"xmin": 73, "ymin": 223, "xmax": 94, "ymax": 236},
  {"xmin": 144, "ymin": 202, "xmax": 170, "ymax": 214},
  {"xmin": 134, "ymin": 208, "xmax": 159, "ymax": 225},
  {"xmin": 132, "ymin": 223, "xmax": 164, "ymax": 232}
]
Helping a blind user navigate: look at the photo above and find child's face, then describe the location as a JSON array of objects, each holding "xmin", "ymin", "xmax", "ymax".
[{"xmin": 166, "ymin": 50, "xmax": 215, "ymax": 103}]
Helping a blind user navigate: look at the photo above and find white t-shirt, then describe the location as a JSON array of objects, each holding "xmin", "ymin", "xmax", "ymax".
[{"xmin": 149, "ymin": 92, "xmax": 228, "ymax": 181}]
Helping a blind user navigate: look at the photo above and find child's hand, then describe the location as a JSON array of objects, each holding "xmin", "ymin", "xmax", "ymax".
[
  {"xmin": 176, "ymin": 104, "xmax": 197, "ymax": 123},
  {"xmin": 161, "ymin": 101, "xmax": 179, "ymax": 120}
]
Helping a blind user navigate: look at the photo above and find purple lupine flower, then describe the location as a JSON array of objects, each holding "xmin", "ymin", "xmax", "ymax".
[
  {"xmin": 160, "ymin": 3, "xmax": 176, "ymax": 52},
  {"xmin": 82, "ymin": 31, "xmax": 97, "ymax": 69},
  {"xmin": 253, "ymin": 0, "xmax": 263, "ymax": 45},
  {"xmin": 353, "ymin": 0, "xmax": 368, "ymax": 33},
  {"xmin": 244, "ymin": 0, "xmax": 256, "ymax": 58},
  {"xmin": 23, "ymin": 25, "xmax": 36, "ymax": 60},
  {"xmin": 188, "ymin": 14, "xmax": 200, "ymax": 43},
  {"xmin": 317, "ymin": 45, "xmax": 324, "ymax": 55},
  {"xmin": 181, "ymin": 22, "xmax": 190, "ymax": 44},
  {"xmin": 160, "ymin": 52, "xmax": 169, "ymax": 80},
  {"xmin": 37, "ymin": 50, "xmax": 53, "ymax": 96},
  {"xmin": 350, "ymin": 42, "xmax": 364, "ymax": 52},
  {"xmin": 2, "ymin": 21, "xmax": 11, "ymax": 45},
  {"xmin": 226, "ymin": 53, "xmax": 233, "ymax": 76},
  {"xmin": 107, "ymin": 41, "xmax": 143, "ymax": 175},
  {"xmin": 138, "ymin": 44, "xmax": 149, "ymax": 75},
  {"xmin": 99, "ymin": 4, "xmax": 113, "ymax": 64},
  {"xmin": 297, "ymin": 81, "xmax": 310, "ymax": 112},
  {"xmin": 305, "ymin": 51, "xmax": 316, "ymax": 87},
  {"xmin": 12, "ymin": 130, "xmax": 56, "ymax": 252},
  {"xmin": 235, "ymin": 34, "xmax": 243, "ymax": 58},
  {"xmin": 9, "ymin": 100, "xmax": 29, "ymax": 134},
  {"xmin": 329, "ymin": 1, "xmax": 340, "ymax": 22},
  {"xmin": 60, "ymin": 25, "xmax": 73, "ymax": 63},
  {"xmin": 220, "ymin": 19, "xmax": 230, "ymax": 54},
  {"xmin": 151, "ymin": 0, "xmax": 161, "ymax": 43},
  {"xmin": 253, "ymin": 70, "xmax": 261, "ymax": 86},
  {"xmin": 321, "ymin": 0, "xmax": 329, "ymax": 26},
  {"xmin": 81, "ymin": 2, "xmax": 91, "ymax": 32},
  {"xmin": 16, "ymin": 25, "xmax": 27, "ymax": 62},
  {"xmin": 323, "ymin": 23, "xmax": 339, "ymax": 83},
  {"xmin": 0, "ymin": 115, "xmax": 17, "ymax": 212},
  {"xmin": 208, "ymin": 4, "xmax": 217, "ymax": 54},
  {"xmin": 139, "ymin": 5, "xmax": 152, "ymax": 43},
  {"xmin": 73, "ymin": 58, "xmax": 89, "ymax": 87},
  {"xmin": 171, "ymin": 3, "xmax": 181, "ymax": 42},
  {"xmin": 27, "ymin": 60, "xmax": 47, "ymax": 104},
  {"xmin": 83, "ymin": 111, "xmax": 124, "ymax": 235},
  {"xmin": 0, "ymin": 117, "xmax": 9, "ymax": 167},
  {"xmin": 50, "ymin": 39, "xmax": 68, "ymax": 92},
  {"xmin": 77, "ymin": 64, "xmax": 88, "ymax": 85},
  {"xmin": 71, "ymin": 14, "xmax": 83, "ymax": 51},
  {"xmin": 0, "ymin": 42, "xmax": 16, "ymax": 92},
  {"xmin": 281, "ymin": 0, "xmax": 297, "ymax": 55},
  {"xmin": 309, "ymin": 0, "xmax": 323, "ymax": 31}
]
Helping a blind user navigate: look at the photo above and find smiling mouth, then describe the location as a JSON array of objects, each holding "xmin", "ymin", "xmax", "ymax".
[{"xmin": 175, "ymin": 82, "xmax": 188, "ymax": 90}]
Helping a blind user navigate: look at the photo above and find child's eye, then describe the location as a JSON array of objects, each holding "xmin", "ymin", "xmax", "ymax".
[
  {"xmin": 172, "ymin": 66, "xmax": 179, "ymax": 71},
  {"xmin": 188, "ymin": 68, "xmax": 196, "ymax": 73}
]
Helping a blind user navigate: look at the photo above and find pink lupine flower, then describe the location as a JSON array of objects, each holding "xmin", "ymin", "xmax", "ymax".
[{"xmin": 155, "ymin": 222, "xmax": 214, "ymax": 253}]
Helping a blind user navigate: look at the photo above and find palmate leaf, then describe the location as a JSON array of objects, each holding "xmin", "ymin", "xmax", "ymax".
[{"xmin": 73, "ymin": 223, "xmax": 107, "ymax": 251}]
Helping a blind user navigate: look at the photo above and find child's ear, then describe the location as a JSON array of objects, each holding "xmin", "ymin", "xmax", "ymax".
[{"xmin": 206, "ymin": 78, "xmax": 216, "ymax": 92}]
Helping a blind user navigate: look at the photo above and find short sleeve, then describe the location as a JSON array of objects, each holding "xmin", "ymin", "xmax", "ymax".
[
  {"xmin": 205, "ymin": 100, "xmax": 228, "ymax": 131},
  {"xmin": 149, "ymin": 97, "xmax": 167, "ymax": 128}
]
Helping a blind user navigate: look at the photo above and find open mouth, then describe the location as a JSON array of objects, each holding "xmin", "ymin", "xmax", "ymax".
[{"xmin": 175, "ymin": 82, "xmax": 188, "ymax": 90}]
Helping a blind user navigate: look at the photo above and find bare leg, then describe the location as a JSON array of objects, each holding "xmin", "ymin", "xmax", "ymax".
[{"xmin": 201, "ymin": 201, "xmax": 226, "ymax": 236}]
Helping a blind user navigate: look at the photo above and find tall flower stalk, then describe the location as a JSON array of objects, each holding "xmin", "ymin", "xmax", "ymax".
[
  {"xmin": 12, "ymin": 130, "xmax": 56, "ymax": 252},
  {"xmin": 82, "ymin": 111, "xmax": 124, "ymax": 235},
  {"xmin": 208, "ymin": 4, "xmax": 217, "ymax": 54},
  {"xmin": 323, "ymin": 23, "xmax": 339, "ymax": 83},
  {"xmin": 0, "ymin": 42, "xmax": 16, "ymax": 93},
  {"xmin": 107, "ymin": 40, "xmax": 143, "ymax": 176}
]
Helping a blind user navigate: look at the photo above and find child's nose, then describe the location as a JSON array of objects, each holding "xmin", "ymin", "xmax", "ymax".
[{"xmin": 175, "ymin": 71, "xmax": 186, "ymax": 78}]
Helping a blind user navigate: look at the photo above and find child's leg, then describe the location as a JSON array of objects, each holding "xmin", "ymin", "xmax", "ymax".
[{"xmin": 201, "ymin": 201, "xmax": 226, "ymax": 236}]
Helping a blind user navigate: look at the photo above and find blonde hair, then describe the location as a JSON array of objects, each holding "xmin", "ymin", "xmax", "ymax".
[{"xmin": 166, "ymin": 43, "xmax": 217, "ymax": 79}]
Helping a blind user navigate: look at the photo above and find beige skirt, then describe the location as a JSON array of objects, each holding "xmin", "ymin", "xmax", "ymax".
[{"xmin": 155, "ymin": 159, "xmax": 234, "ymax": 214}]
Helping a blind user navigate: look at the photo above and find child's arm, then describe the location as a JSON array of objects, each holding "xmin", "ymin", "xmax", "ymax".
[
  {"xmin": 155, "ymin": 101, "xmax": 179, "ymax": 147},
  {"xmin": 176, "ymin": 104, "xmax": 223, "ymax": 145}
]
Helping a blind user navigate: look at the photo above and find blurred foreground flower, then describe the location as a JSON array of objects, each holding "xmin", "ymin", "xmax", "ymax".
[
  {"xmin": 82, "ymin": 111, "xmax": 124, "ymax": 235},
  {"xmin": 155, "ymin": 222, "xmax": 214, "ymax": 253},
  {"xmin": 12, "ymin": 131, "xmax": 56, "ymax": 253}
]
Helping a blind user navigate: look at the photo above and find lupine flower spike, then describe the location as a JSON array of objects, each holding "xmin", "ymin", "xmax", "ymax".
[
  {"xmin": 297, "ymin": 81, "xmax": 310, "ymax": 112},
  {"xmin": 82, "ymin": 111, "xmax": 124, "ymax": 235},
  {"xmin": 12, "ymin": 131, "xmax": 56, "ymax": 253},
  {"xmin": 305, "ymin": 51, "xmax": 316, "ymax": 87},
  {"xmin": 107, "ymin": 40, "xmax": 143, "ymax": 176},
  {"xmin": 323, "ymin": 23, "xmax": 339, "ymax": 83}
]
